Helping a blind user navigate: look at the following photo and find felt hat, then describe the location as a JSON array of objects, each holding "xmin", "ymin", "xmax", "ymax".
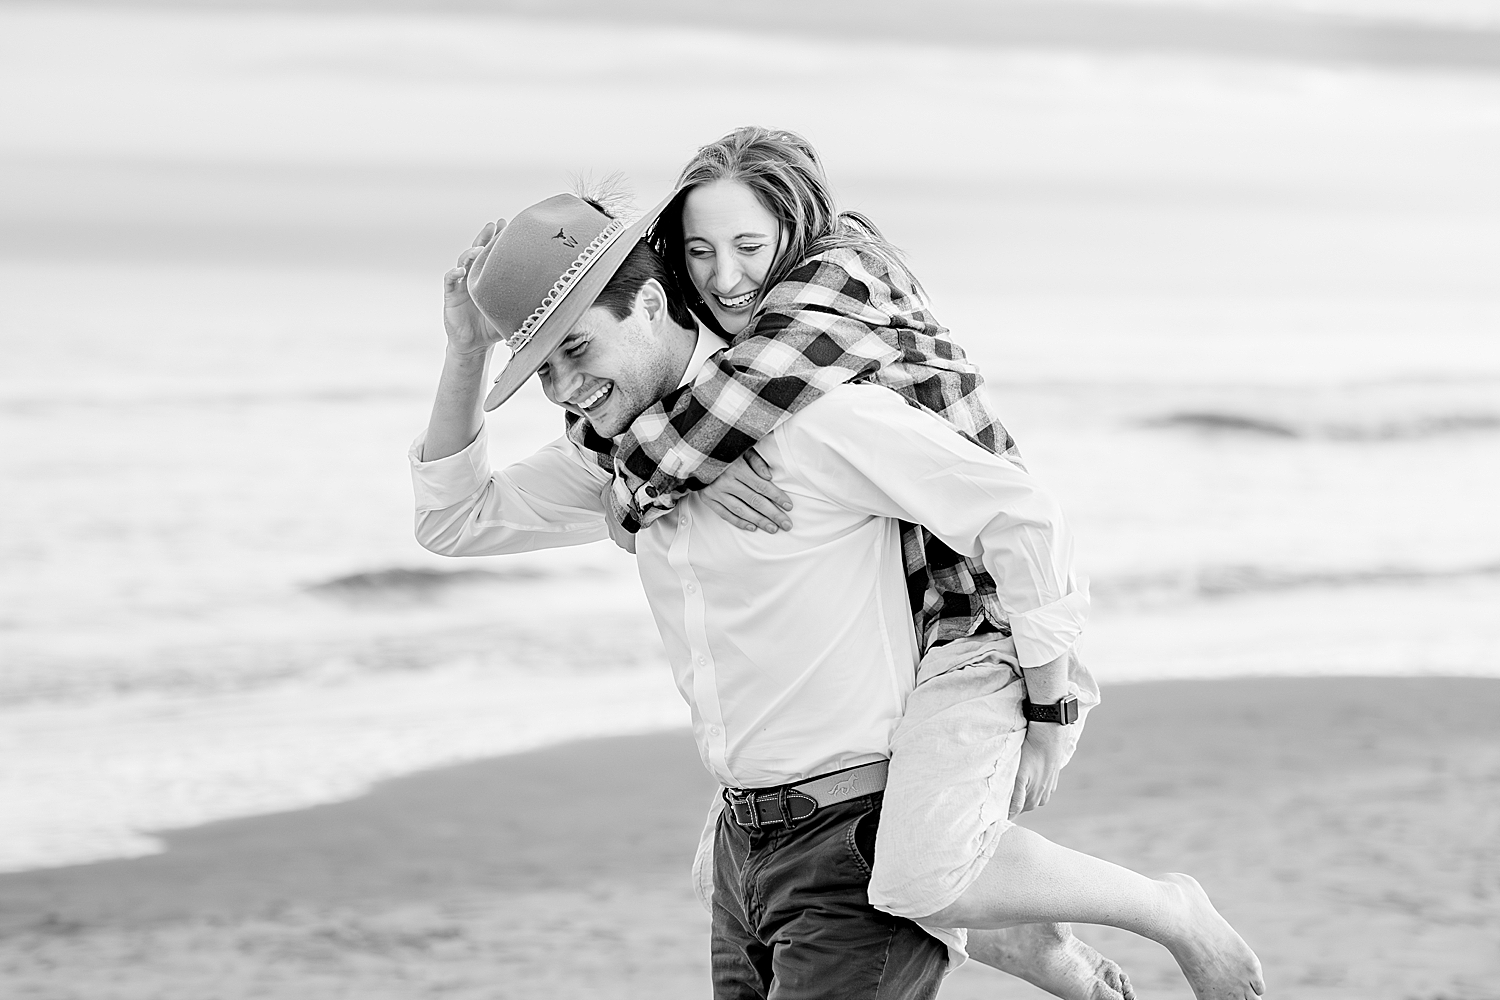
[{"xmin": 470, "ymin": 189, "xmax": 679, "ymax": 411}]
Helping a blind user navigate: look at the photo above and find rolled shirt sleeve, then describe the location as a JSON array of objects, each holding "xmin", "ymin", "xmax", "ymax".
[
  {"xmin": 776, "ymin": 384, "xmax": 1089, "ymax": 667},
  {"xmin": 1006, "ymin": 588, "xmax": 1090, "ymax": 669},
  {"xmin": 408, "ymin": 425, "xmax": 612, "ymax": 556}
]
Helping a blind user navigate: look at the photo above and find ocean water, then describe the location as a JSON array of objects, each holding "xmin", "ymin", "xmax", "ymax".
[{"xmin": 1, "ymin": 3, "xmax": 1498, "ymax": 873}]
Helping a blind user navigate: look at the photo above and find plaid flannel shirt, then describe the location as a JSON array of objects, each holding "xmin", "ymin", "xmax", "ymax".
[{"xmin": 567, "ymin": 245, "xmax": 1023, "ymax": 650}]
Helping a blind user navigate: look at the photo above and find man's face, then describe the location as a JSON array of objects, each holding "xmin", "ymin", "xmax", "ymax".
[{"xmin": 536, "ymin": 300, "xmax": 683, "ymax": 438}]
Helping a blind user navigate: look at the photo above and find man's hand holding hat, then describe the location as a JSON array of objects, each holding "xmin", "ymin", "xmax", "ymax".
[
  {"xmin": 442, "ymin": 220, "xmax": 508, "ymax": 358},
  {"xmin": 423, "ymin": 188, "xmax": 678, "ymax": 463},
  {"xmin": 421, "ymin": 219, "xmax": 514, "ymax": 463}
]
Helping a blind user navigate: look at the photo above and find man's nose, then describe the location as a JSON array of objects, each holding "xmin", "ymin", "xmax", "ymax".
[{"xmin": 541, "ymin": 362, "xmax": 581, "ymax": 404}]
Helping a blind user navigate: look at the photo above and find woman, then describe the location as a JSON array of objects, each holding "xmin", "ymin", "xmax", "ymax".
[{"xmin": 605, "ymin": 127, "xmax": 1264, "ymax": 1000}]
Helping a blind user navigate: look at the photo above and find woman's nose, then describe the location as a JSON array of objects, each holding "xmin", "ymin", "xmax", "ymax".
[{"xmin": 712, "ymin": 251, "xmax": 742, "ymax": 293}]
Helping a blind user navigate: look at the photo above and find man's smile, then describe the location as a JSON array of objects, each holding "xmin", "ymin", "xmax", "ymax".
[{"xmin": 575, "ymin": 381, "xmax": 613, "ymax": 410}]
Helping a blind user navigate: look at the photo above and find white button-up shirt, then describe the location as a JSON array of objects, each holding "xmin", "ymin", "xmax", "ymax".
[{"xmin": 409, "ymin": 331, "xmax": 1088, "ymax": 790}]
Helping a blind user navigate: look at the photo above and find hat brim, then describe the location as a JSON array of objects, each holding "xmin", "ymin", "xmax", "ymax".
[{"xmin": 482, "ymin": 188, "xmax": 681, "ymax": 412}]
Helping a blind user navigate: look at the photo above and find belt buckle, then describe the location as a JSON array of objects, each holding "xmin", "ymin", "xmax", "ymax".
[
  {"xmin": 724, "ymin": 785, "xmax": 804, "ymax": 832},
  {"xmin": 724, "ymin": 786, "xmax": 764, "ymax": 832}
]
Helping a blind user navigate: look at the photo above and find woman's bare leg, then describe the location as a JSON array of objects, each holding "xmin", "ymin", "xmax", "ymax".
[
  {"xmin": 922, "ymin": 826, "xmax": 1264, "ymax": 1000},
  {"xmin": 968, "ymin": 924, "xmax": 1135, "ymax": 1000}
]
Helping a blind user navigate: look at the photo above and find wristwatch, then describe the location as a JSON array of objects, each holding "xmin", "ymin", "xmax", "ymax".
[{"xmin": 1022, "ymin": 694, "xmax": 1079, "ymax": 725}]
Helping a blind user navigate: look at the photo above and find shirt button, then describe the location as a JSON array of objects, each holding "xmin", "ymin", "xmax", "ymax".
[
  {"xmin": 710, "ymin": 726, "xmax": 721, "ymax": 736},
  {"xmin": 681, "ymin": 515, "xmax": 691, "ymax": 526},
  {"xmin": 686, "ymin": 583, "xmax": 696, "ymax": 593},
  {"xmin": 697, "ymin": 655, "xmax": 707, "ymax": 665}
]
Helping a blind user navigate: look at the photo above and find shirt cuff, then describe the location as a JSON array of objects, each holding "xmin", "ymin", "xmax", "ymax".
[
  {"xmin": 409, "ymin": 426, "xmax": 492, "ymax": 512},
  {"xmin": 1008, "ymin": 582, "xmax": 1090, "ymax": 668}
]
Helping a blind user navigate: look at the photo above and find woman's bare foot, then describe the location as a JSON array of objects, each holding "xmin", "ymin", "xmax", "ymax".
[
  {"xmin": 1159, "ymin": 873, "xmax": 1266, "ymax": 1000},
  {"xmin": 967, "ymin": 923, "xmax": 1135, "ymax": 1000}
]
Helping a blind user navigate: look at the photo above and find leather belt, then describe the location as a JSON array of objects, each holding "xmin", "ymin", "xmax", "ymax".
[{"xmin": 724, "ymin": 760, "xmax": 889, "ymax": 831}]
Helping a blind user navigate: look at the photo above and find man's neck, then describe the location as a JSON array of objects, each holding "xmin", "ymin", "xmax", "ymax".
[
  {"xmin": 661, "ymin": 318, "xmax": 700, "ymax": 389},
  {"xmin": 667, "ymin": 319, "xmax": 728, "ymax": 390}
]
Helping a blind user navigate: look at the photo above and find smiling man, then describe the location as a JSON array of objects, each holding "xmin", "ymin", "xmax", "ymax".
[
  {"xmin": 412, "ymin": 191, "xmax": 950, "ymax": 997},
  {"xmin": 406, "ymin": 192, "xmax": 1215, "ymax": 1000}
]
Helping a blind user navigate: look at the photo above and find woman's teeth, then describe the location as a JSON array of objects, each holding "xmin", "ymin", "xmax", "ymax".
[
  {"xmin": 578, "ymin": 383, "xmax": 611, "ymax": 410},
  {"xmin": 716, "ymin": 290, "xmax": 756, "ymax": 309}
]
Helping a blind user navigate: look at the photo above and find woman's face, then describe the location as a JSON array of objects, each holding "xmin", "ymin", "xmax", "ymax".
[{"xmin": 681, "ymin": 179, "xmax": 782, "ymax": 337}]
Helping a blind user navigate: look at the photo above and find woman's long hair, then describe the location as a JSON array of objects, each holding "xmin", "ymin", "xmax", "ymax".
[{"xmin": 650, "ymin": 126, "xmax": 915, "ymax": 332}]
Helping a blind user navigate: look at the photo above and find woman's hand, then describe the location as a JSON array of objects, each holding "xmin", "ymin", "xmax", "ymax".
[
  {"xmin": 1008, "ymin": 723, "xmax": 1069, "ymax": 818},
  {"xmin": 701, "ymin": 449, "xmax": 794, "ymax": 532},
  {"xmin": 442, "ymin": 220, "xmax": 507, "ymax": 357}
]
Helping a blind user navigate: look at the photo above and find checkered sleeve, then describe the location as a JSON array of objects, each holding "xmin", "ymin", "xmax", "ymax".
[{"xmin": 608, "ymin": 252, "xmax": 905, "ymax": 523}]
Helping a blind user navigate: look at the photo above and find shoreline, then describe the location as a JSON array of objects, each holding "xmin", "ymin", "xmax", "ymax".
[{"xmin": 4, "ymin": 676, "xmax": 1498, "ymax": 998}]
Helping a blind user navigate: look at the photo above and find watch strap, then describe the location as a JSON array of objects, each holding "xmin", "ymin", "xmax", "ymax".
[{"xmin": 1022, "ymin": 694, "xmax": 1079, "ymax": 725}]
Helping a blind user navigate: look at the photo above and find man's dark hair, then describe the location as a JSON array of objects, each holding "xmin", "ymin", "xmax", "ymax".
[
  {"xmin": 592, "ymin": 240, "xmax": 698, "ymax": 331},
  {"xmin": 580, "ymin": 194, "xmax": 697, "ymax": 332}
]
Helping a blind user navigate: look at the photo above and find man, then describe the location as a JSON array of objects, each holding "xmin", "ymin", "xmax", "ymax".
[{"xmin": 410, "ymin": 192, "xmax": 1128, "ymax": 999}]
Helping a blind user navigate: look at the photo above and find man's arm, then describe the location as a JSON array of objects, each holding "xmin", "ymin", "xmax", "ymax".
[
  {"xmin": 1007, "ymin": 652, "xmax": 1072, "ymax": 816},
  {"xmin": 411, "ymin": 430, "xmax": 611, "ymax": 556},
  {"xmin": 424, "ymin": 222, "xmax": 505, "ymax": 462},
  {"xmin": 779, "ymin": 383, "xmax": 1088, "ymax": 810},
  {"xmin": 780, "ymin": 384, "xmax": 1087, "ymax": 665},
  {"xmin": 411, "ymin": 222, "xmax": 612, "ymax": 557}
]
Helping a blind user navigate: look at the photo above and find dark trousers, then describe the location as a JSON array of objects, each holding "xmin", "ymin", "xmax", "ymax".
[{"xmin": 711, "ymin": 791, "xmax": 948, "ymax": 999}]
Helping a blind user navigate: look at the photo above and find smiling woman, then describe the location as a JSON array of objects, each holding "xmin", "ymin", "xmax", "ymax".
[
  {"xmin": 648, "ymin": 127, "xmax": 918, "ymax": 340},
  {"xmin": 681, "ymin": 180, "xmax": 782, "ymax": 334},
  {"xmin": 613, "ymin": 125, "xmax": 1021, "ymax": 537}
]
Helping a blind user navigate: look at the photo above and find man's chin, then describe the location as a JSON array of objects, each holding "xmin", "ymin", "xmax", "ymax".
[
  {"xmin": 582, "ymin": 393, "xmax": 657, "ymax": 439},
  {"xmin": 582, "ymin": 410, "xmax": 630, "ymax": 439}
]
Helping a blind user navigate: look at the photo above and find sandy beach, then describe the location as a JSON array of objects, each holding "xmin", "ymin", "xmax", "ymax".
[
  {"xmin": 4, "ymin": 676, "xmax": 1497, "ymax": 999},
  {"xmin": 2, "ymin": 1, "xmax": 1499, "ymax": 996}
]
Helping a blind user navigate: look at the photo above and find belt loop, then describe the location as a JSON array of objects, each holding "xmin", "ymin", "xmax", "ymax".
[
  {"xmin": 778, "ymin": 784, "xmax": 796, "ymax": 831},
  {"xmin": 747, "ymin": 792, "xmax": 763, "ymax": 833}
]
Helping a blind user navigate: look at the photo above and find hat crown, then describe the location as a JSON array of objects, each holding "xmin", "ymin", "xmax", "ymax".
[{"xmin": 468, "ymin": 194, "xmax": 616, "ymax": 343}]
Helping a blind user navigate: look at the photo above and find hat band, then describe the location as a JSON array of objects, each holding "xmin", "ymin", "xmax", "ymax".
[{"xmin": 508, "ymin": 218, "xmax": 629, "ymax": 354}]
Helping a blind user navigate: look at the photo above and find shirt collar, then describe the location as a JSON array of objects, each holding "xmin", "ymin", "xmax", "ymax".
[{"xmin": 678, "ymin": 322, "xmax": 730, "ymax": 389}]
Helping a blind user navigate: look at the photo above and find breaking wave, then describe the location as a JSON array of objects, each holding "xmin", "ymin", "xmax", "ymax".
[
  {"xmin": 1094, "ymin": 561, "xmax": 1500, "ymax": 603},
  {"xmin": 306, "ymin": 566, "xmax": 550, "ymax": 600},
  {"xmin": 1144, "ymin": 411, "xmax": 1500, "ymax": 440}
]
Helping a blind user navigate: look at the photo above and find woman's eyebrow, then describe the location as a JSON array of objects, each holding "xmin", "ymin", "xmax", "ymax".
[{"xmin": 685, "ymin": 230, "xmax": 773, "ymax": 240}]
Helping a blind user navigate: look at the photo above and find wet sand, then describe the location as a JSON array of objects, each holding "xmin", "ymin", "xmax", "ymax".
[{"xmin": 3, "ymin": 676, "xmax": 1497, "ymax": 999}]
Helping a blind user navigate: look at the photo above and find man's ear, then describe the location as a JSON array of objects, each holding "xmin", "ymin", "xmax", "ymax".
[{"xmin": 636, "ymin": 278, "xmax": 668, "ymax": 325}]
